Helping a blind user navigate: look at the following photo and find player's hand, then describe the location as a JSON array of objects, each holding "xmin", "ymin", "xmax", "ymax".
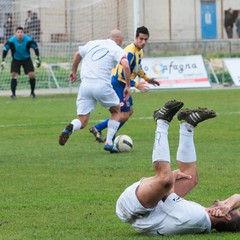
[
  {"xmin": 69, "ymin": 72, "xmax": 77, "ymax": 83},
  {"xmin": 147, "ymin": 78, "xmax": 160, "ymax": 86},
  {"xmin": 208, "ymin": 206, "xmax": 230, "ymax": 217},
  {"xmin": 137, "ymin": 81, "xmax": 149, "ymax": 92},
  {"xmin": 1, "ymin": 61, "xmax": 6, "ymax": 70},
  {"xmin": 172, "ymin": 169, "xmax": 192, "ymax": 181},
  {"xmin": 35, "ymin": 57, "xmax": 41, "ymax": 68},
  {"xmin": 123, "ymin": 86, "xmax": 131, "ymax": 101}
]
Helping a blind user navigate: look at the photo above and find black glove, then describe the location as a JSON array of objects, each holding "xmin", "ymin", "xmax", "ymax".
[
  {"xmin": 35, "ymin": 57, "xmax": 41, "ymax": 68},
  {"xmin": 1, "ymin": 60, "xmax": 6, "ymax": 70}
]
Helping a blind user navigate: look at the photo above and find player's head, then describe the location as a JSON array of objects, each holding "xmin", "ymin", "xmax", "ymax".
[
  {"xmin": 136, "ymin": 26, "xmax": 149, "ymax": 38},
  {"xmin": 134, "ymin": 26, "xmax": 149, "ymax": 50},
  {"xmin": 27, "ymin": 10, "xmax": 32, "ymax": 16},
  {"xmin": 211, "ymin": 200, "xmax": 240, "ymax": 232},
  {"xmin": 15, "ymin": 26, "xmax": 24, "ymax": 40},
  {"xmin": 214, "ymin": 209, "xmax": 240, "ymax": 232},
  {"xmin": 109, "ymin": 29, "xmax": 123, "ymax": 46}
]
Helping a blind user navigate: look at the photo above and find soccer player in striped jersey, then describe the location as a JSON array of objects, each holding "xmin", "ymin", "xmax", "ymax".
[{"xmin": 90, "ymin": 26, "xmax": 160, "ymax": 143}]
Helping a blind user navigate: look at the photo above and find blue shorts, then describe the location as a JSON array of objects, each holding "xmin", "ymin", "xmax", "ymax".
[{"xmin": 111, "ymin": 76, "xmax": 133, "ymax": 112}]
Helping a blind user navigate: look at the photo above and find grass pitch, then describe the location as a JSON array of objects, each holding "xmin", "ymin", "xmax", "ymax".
[{"xmin": 1, "ymin": 88, "xmax": 240, "ymax": 240}]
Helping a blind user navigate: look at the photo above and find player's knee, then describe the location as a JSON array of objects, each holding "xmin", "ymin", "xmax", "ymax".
[
  {"xmin": 120, "ymin": 112, "xmax": 130, "ymax": 122},
  {"xmin": 28, "ymin": 72, "xmax": 35, "ymax": 78},
  {"xmin": 191, "ymin": 172, "xmax": 199, "ymax": 187},
  {"xmin": 161, "ymin": 175, "xmax": 174, "ymax": 190},
  {"xmin": 109, "ymin": 106, "xmax": 120, "ymax": 114},
  {"xmin": 156, "ymin": 173, "xmax": 173, "ymax": 191}
]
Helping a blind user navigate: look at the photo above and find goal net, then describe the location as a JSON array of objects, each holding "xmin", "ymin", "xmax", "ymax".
[{"xmin": 0, "ymin": 0, "xmax": 133, "ymax": 92}]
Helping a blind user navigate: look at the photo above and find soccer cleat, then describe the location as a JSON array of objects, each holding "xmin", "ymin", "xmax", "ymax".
[
  {"xmin": 30, "ymin": 93, "xmax": 36, "ymax": 99},
  {"xmin": 10, "ymin": 95, "xmax": 16, "ymax": 99},
  {"xmin": 89, "ymin": 126, "xmax": 105, "ymax": 143},
  {"xmin": 153, "ymin": 100, "xmax": 184, "ymax": 123},
  {"xmin": 177, "ymin": 107, "xmax": 216, "ymax": 127},
  {"xmin": 59, "ymin": 124, "xmax": 73, "ymax": 145},
  {"xmin": 104, "ymin": 143, "xmax": 119, "ymax": 153}
]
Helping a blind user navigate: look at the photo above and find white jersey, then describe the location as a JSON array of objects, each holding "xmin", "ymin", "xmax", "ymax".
[
  {"xmin": 78, "ymin": 39, "xmax": 126, "ymax": 83},
  {"xmin": 116, "ymin": 181, "xmax": 211, "ymax": 236}
]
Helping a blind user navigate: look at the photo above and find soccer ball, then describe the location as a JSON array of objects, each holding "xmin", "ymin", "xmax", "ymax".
[{"xmin": 114, "ymin": 135, "xmax": 133, "ymax": 152}]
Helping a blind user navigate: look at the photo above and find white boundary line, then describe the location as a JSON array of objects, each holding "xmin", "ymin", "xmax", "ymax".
[{"xmin": 1, "ymin": 113, "xmax": 239, "ymax": 128}]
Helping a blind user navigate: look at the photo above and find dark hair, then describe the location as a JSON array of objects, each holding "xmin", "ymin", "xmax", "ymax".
[
  {"xmin": 16, "ymin": 26, "xmax": 24, "ymax": 31},
  {"xmin": 136, "ymin": 26, "xmax": 149, "ymax": 38},
  {"xmin": 214, "ymin": 211, "xmax": 240, "ymax": 233}
]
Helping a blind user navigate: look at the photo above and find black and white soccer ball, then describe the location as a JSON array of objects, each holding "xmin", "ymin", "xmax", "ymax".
[{"xmin": 114, "ymin": 135, "xmax": 133, "ymax": 152}]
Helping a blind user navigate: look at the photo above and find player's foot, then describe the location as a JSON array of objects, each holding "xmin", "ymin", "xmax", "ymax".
[
  {"xmin": 59, "ymin": 124, "xmax": 73, "ymax": 145},
  {"xmin": 153, "ymin": 100, "xmax": 184, "ymax": 123},
  {"xmin": 89, "ymin": 126, "xmax": 105, "ymax": 143},
  {"xmin": 10, "ymin": 94, "xmax": 16, "ymax": 99},
  {"xmin": 177, "ymin": 107, "xmax": 216, "ymax": 127},
  {"xmin": 104, "ymin": 143, "xmax": 119, "ymax": 153},
  {"xmin": 30, "ymin": 93, "xmax": 36, "ymax": 99}
]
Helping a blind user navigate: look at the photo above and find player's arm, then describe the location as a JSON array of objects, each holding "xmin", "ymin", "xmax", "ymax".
[
  {"xmin": 69, "ymin": 51, "xmax": 82, "ymax": 82},
  {"xmin": 168, "ymin": 169, "xmax": 192, "ymax": 196},
  {"xmin": 139, "ymin": 69, "xmax": 160, "ymax": 86},
  {"xmin": 138, "ymin": 68, "xmax": 160, "ymax": 86},
  {"xmin": 222, "ymin": 194, "xmax": 240, "ymax": 210},
  {"xmin": 1, "ymin": 44, "xmax": 10, "ymax": 70},
  {"xmin": 120, "ymin": 57, "xmax": 131, "ymax": 101},
  {"xmin": 208, "ymin": 194, "xmax": 240, "ymax": 217},
  {"xmin": 31, "ymin": 40, "xmax": 41, "ymax": 67}
]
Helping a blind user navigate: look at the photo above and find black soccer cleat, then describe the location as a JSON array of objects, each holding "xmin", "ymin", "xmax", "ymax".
[
  {"xmin": 10, "ymin": 94, "xmax": 16, "ymax": 99},
  {"xmin": 153, "ymin": 100, "xmax": 184, "ymax": 123},
  {"xmin": 89, "ymin": 126, "xmax": 105, "ymax": 143},
  {"xmin": 59, "ymin": 124, "xmax": 73, "ymax": 145},
  {"xmin": 177, "ymin": 107, "xmax": 216, "ymax": 127},
  {"xmin": 30, "ymin": 93, "xmax": 36, "ymax": 99}
]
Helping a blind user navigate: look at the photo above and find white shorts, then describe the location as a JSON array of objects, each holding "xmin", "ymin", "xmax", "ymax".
[
  {"xmin": 76, "ymin": 81, "xmax": 120, "ymax": 115},
  {"xmin": 116, "ymin": 180, "xmax": 154, "ymax": 224}
]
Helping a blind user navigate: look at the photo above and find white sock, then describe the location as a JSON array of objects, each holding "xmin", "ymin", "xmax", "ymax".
[
  {"xmin": 152, "ymin": 119, "xmax": 170, "ymax": 163},
  {"xmin": 176, "ymin": 122, "xmax": 196, "ymax": 163},
  {"xmin": 106, "ymin": 119, "xmax": 120, "ymax": 145},
  {"xmin": 71, "ymin": 119, "xmax": 82, "ymax": 132}
]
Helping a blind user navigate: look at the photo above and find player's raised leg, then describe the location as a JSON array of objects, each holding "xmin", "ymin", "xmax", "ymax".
[
  {"xmin": 174, "ymin": 107, "xmax": 217, "ymax": 197},
  {"xmin": 59, "ymin": 114, "xmax": 88, "ymax": 146},
  {"xmin": 135, "ymin": 100, "xmax": 184, "ymax": 208}
]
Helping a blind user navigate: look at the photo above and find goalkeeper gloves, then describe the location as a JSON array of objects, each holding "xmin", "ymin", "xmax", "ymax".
[
  {"xmin": 1, "ymin": 60, "xmax": 6, "ymax": 70},
  {"xmin": 35, "ymin": 57, "xmax": 41, "ymax": 68}
]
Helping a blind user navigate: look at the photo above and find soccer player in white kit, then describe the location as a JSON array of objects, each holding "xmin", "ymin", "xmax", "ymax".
[
  {"xmin": 116, "ymin": 100, "xmax": 240, "ymax": 235},
  {"xmin": 59, "ymin": 29, "xmax": 131, "ymax": 153}
]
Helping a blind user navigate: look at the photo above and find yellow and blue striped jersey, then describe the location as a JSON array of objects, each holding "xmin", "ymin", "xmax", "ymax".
[{"xmin": 112, "ymin": 43, "xmax": 148, "ymax": 86}]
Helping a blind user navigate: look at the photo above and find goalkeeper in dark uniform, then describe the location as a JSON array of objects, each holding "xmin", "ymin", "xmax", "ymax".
[{"xmin": 1, "ymin": 26, "xmax": 41, "ymax": 99}]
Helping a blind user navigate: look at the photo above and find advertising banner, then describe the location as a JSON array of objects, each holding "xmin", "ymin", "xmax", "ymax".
[
  {"xmin": 223, "ymin": 58, "xmax": 240, "ymax": 86},
  {"xmin": 141, "ymin": 55, "xmax": 211, "ymax": 89}
]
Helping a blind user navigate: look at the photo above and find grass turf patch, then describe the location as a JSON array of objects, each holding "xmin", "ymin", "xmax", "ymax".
[{"xmin": 0, "ymin": 89, "xmax": 240, "ymax": 239}]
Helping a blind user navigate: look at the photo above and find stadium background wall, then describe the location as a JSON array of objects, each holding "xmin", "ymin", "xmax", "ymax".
[{"xmin": 0, "ymin": 0, "xmax": 240, "ymax": 91}]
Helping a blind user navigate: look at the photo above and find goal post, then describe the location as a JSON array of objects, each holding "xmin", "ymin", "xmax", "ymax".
[{"xmin": 0, "ymin": 0, "xmax": 134, "ymax": 92}]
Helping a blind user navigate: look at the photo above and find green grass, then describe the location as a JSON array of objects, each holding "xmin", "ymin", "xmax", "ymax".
[{"xmin": 1, "ymin": 89, "xmax": 240, "ymax": 240}]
